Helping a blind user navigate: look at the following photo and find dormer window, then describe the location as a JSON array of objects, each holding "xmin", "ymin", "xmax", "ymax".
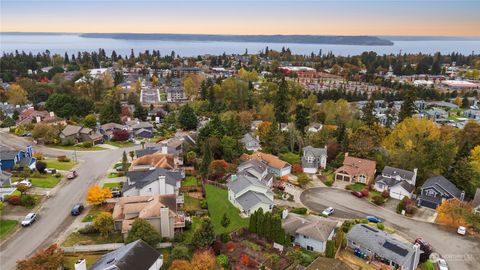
[{"xmin": 358, "ymin": 174, "xmax": 367, "ymax": 183}]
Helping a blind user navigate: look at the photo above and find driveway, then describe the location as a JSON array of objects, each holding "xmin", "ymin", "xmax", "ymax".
[
  {"xmin": 301, "ymin": 187, "xmax": 480, "ymax": 270},
  {"xmin": 0, "ymin": 131, "xmax": 141, "ymax": 270}
]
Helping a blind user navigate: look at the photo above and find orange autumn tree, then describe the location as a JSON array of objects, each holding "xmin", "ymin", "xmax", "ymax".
[
  {"xmin": 436, "ymin": 198, "xmax": 472, "ymax": 227},
  {"xmin": 17, "ymin": 244, "xmax": 64, "ymax": 270},
  {"xmin": 169, "ymin": 250, "xmax": 219, "ymax": 270},
  {"xmin": 86, "ymin": 185, "xmax": 112, "ymax": 206}
]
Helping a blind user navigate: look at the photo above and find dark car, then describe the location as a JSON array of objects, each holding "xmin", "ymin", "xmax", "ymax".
[
  {"xmin": 110, "ymin": 187, "xmax": 122, "ymax": 198},
  {"xmin": 71, "ymin": 204, "xmax": 84, "ymax": 216},
  {"xmin": 351, "ymin": 191, "xmax": 364, "ymax": 198},
  {"xmin": 367, "ymin": 215, "xmax": 382, "ymax": 223}
]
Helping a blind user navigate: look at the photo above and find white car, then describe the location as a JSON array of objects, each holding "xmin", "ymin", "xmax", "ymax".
[
  {"xmin": 438, "ymin": 258, "xmax": 449, "ymax": 270},
  {"xmin": 12, "ymin": 179, "xmax": 32, "ymax": 188},
  {"xmin": 457, "ymin": 226, "xmax": 466, "ymax": 235},
  {"xmin": 21, "ymin": 213, "xmax": 37, "ymax": 227},
  {"xmin": 322, "ymin": 207, "xmax": 334, "ymax": 216},
  {"xmin": 44, "ymin": 168, "xmax": 55, "ymax": 174}
]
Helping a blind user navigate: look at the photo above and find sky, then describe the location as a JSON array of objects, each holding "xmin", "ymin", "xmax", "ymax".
[{"xmin": 1, "ymin": 0, "xmax": 479, "ymax": 36}]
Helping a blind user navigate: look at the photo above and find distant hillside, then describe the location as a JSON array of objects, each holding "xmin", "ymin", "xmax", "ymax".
[
  {"xmin": 79, "ymin": 33, "xmax": 394, "ymax": 46},
  {"xmin": 380, "ymin": 36, "xmax": 480, "ymax": 41}
]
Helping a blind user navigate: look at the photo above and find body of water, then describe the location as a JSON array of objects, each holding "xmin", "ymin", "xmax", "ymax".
[{"xmin": 1, "ymin": 33, "xmax": 479, "ymax": 56}]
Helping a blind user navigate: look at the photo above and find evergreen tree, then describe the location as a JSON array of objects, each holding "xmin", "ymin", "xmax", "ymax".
[
  {"xmin": 200, "ymin": 80, "xmax": 208, "ymax": 100},
  {"xmin": 191, "ymin": 218, "xmax": 216, "ymax": 249},
  {"xmin": 462, "ymin": 96, "xmax": 470, "ymax": 109},
  {"xmin": 274, "ymin": 77, "xmax": 289, "ymax": 124},
  {"xmin": 221, "ymin": 213, "xmax": 230, "ymax": 228},
  {"xmin": 200, "ymin": 140, "xmax": 213, "ymax": 176},
  {"xmin": 264, "ymin": 118, "xmax": 281, "ymax": 155},
  {"xmin": 178, "ymin": 104, "xmax": 198, "ymax": 130},
  {"xmin": 361, "ymin": 96, "xmax": 378, "ymax": 126},
  {"xmin": 249, "ymin": 211, "xmax": 258, "ymax": 233},
  {"xmin": 99, "ymin": 99, "xmax": 121, "ymax": 124},
  {"xmin": 295, "ymin": 102, "xmax": 310, "ymax": 134},
  {"xmin": 256, "ymin": 208, "xmax": 264, "ymax": 237},
  {"xmin": 122, "ymin": 151, "xmax": 128, "ymax": 171},
  {"xmin": 134, "ymin": 105, "xmax": 148, "ymax": 121},
  {"xmin": 398, "ymin": 90, "xmax": 416, "ymax": 122}
]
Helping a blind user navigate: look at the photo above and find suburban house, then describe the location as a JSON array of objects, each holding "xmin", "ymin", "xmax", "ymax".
[
  {"xmin": 472, "ymin": 188, "xmax": 480, "ymax": 214},
  {"xmin": 418, "ymin": 175, "xmax": 465, "ymax": 209},
  {"xmin": 59, "ymin": 125, "xmax": 104, "ymax": 145},
  {"xmin": 282, "ymin": 211, "xmax": 337, "ymax": 253},
  {"xmin": 374, "ymin": 166, "xmax": 417, "ymax": 200},
  {"xmin": 241, "ymin": 151, "xmax": 292, "ymax": 177},
  {"xmin": 237, "ymin": 159, "xmax": 274, "ymax": 187},
  {"xmin": 112, "ymin": 195, "xmax": 184, "ymax": 238},
  {"xmin": 0, "ymin": 145, "xmax": 36, "ymax": 171},
  {"xmin": 306, "ymin": 123, "xmax": 323, "ymax": 133},
  {"xmin": 346, "ymin": 224, "xmax": 422, "ymax": 270},
  {"xmin": 99, "ymin": 122, "xmax": 125, "ymax": 140},
  {"xmin": 158, "ymin": 138, "xmax": 184, "ymax": 166},
  {"xmin": 241, "ymin": 133, "xmax": 262, "ymax": 151},
  {"xmin": 88, "ymin": 240, "xmax": 163, "ymax": 270},
  {"xmin": 131, "ymin": 153, "xmax": 177, "ymax": 171},
  {"xmin": 166, "ymin": 86, "xmax": 187, "ymax": 103},
  {"xmin": 227, "ymin": 161, "xmax": 275, "ymax": 216},
  {"xmin": 334, "ymin": 153, "xmax": 376, "ymax": 185},
  {"xmin": 301, "ymin": 145, "xmax": 327, "ymax": 174},
  {"xmin": 15, "ymin": 107, "xmax": 66, "ymax": 126},
  {"xmin": 124, "ymin": 167, "xmax": 183, "ymax": 197},
  {"xmin": 0, "ymin": 169, "xmax": 16, "ymax": 201},
  {"xmin": 126, "ymin": 121, "xmax": 154, "ymax": 138}
]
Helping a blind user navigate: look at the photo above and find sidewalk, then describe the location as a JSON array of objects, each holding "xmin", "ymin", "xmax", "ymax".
[{"xmin": 62, "ymin": 243, "xmax": 124, "ymax": 253}]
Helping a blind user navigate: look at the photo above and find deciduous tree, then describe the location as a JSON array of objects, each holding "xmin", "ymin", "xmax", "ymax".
[
  {"xmin": 125, "ymin": 218, "xmax": 162, "ymax": 246},
  {"xmin": 16, "ymin": 244, "xmax": 64, "ymax": 270},
  {"xmin": 86, "ymin": 185, "xmax": 112, "ymax": 206},
  {"xmin": 93, "ymin": 212, "xmax": 114, "ymax": 238},
  {"xmin": 6, "ymin": 84, "xmax": 28, "ymax": 105}
]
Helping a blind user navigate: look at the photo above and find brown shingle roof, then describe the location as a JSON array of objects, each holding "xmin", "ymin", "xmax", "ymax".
[
  {"xmin": 241, "ymin": 151, "xmax": 290, "ymax": 170},
  {"xmin": 131, "ymin": 153, "xmax": 175, "ymax": 170},
  {"xmin": 335, "ymin": 154, "xmax": 376, "ymax": 179}
]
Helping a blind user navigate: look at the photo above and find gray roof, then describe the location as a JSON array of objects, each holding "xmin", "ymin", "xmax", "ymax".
[
  {"xmin": 237, "ymin": 159, "xmax": 268, "ymax": 178},
  {"xmin": 241, "ymin": 133, "xmax": 259, "ymax": 144},
  {"xmin": 399, "ymin": 181, "xmax": 415, "ymax": 193},
  {"xmin": 421, "ymin": 175, "xmax": 462, "ymax": 198},
  {"xmin": 472, "ymin": 188, "xmax": 480, "ymax": 208},
  {"xmin": 227, "ymin": 174, "xmax": 266, "ymax": 194},
  {"xmin": 347, "ymin": 224, "xmax": 418, "ymax": 267},
  {"xmin": 136, "ymin": 147, "xmax": 160, "ymax": 158},
  {"xmin": 0, "ymin": 146, "xmax": 17, "ymax": 160},
  {"xmin": 235, "ymin": 191, "xmax": 273, "ymax": 211},
  {"xmin": 89, "ymin": 240, "xmax": 161, "ymax": 270},
  {"xmin": 101, "ymin": 122, "xmax": 124, "ymax": 131},
  {"xmin": 124, "ymin": 168, "xmax": 182, "ymax": 193},
  {"xmin": 131, "ymin": 122, "xmax": 153, "ymax": 129},
  {"xmin": 303, "ymin": 146, "xmax": 327, "ymax": 158},
  {"xmin": 282, "ymin": 213, "xmax": 337, "ymax": 242},
  {"xmin": 61, "ymin": 125, "xmax": 82, "ymax": 137},
  {"xmin": 381, "ymin": 166, "xmax": 415, "ymax": 181}
]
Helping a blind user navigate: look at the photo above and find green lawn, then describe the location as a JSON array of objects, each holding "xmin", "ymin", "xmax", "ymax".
[
  {"xmin": 82, "ymin": 207, "xmax": 108, "ymax": 222},
  {"xmin": 103, "ymin": 182, "xmax": 122, "ymax": 189},
  {"xmin": 205, "ymin": 184, "xmax": 249, "ymax": 234},
  {"xmin": 48, "ymin": 144, "xmax": 105, "ymax": 151},
  {"xmin": 13, "ymin": 175, "xmax": 61, "ymax": 188},
  {"xmin": 62, "ymin": 232, "xmax": 123, "ymax": 247},
  {"xmin": 44, "ymin": 159, "xmax": 78, "ymax": 171},
  {"xmin": 182, "ymin": 176, "xmax": 198, "ymax": 187},
  {"xmin": 0, "ymin": 220, "xmax": 18, "ymax": 238},
  {"xmin": 420, "ymin": 260, "xmax": 435, "ymax": 270},
  {"xmin": 183, "ymin": 216, "xmax": 201, "ymax": 243},
  {"xmin": 280, "ymin": 152, "xmax": 301, "ymax": 165},
  {"xmin": 184, "ymin": 195, "xmax": 201, "ymax": 211},
  {"xmin": 350, "ymin": 183, "xmax": 367, "ymax": 192},
  {"xmin": 64, "ymin": 253, "xmax": 104, "ymax": 269},
  {"xmin": 104, "ymin": 141, "xmax": 136, "ymax": 148}
]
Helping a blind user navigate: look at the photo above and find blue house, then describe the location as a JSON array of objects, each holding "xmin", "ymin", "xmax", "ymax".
[{"xmin": 0, "ymin": 145, "xmax": 36, "ymax": 171}]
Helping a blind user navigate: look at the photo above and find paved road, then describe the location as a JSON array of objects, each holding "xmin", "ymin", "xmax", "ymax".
[
  {"xmin": 0, "ymin": 131, "xmax": 140, "ymax": 270},
  {"xmin": 301, "ymin": 188, "xmax": 480, "ymax": 270}
]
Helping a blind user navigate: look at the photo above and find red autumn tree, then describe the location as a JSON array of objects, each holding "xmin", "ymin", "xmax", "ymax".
[
  {"xmin": 16, "ymin": 244, "xmax": 64, "ymax": 270},
  {"xmin": 240, "ymin": 254, "xmax": 251, "ymax": 266},
  {"xmin": 112, "ymin": 129, "xmax": 130, "ymax": 141},
  {"xmin": 208, "ymin": 159, "xmax": 229, "ymax": 182}
]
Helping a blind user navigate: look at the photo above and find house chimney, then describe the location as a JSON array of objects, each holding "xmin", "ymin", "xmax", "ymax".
[
  {"xmin": 35, "ymin": 116, "xmax": 42, "ymax": 123},
  {"xmin": 282, "ymin": 209, "xmax": 289, "ymax": 219},
  {"xmin": 412, "ymin": 168, "xmax": 418, "ymax": 186},
  {"xmin": 460, "ymin": 191, "xmax": 465, "ymax": 201},
  {"xmin": 411, "ymin": 243, "xmax": 421, "ymax": 270},
  {"xmin": 160, "ymin": 207, "xmax": 170, "ymax": 238},
  {"xmin": 345, "ymin": 152, "xmax": 349, "ymax": 158},
  {"xmin": 49, "ymin": 111, "xmax": 55, "ymax": 117},
  {"xmin": 74, "ymin": 259, "xmax": 87, "ymax": 270}
]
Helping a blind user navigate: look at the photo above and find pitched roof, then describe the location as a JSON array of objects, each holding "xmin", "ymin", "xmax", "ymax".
[
  {"xmin": 303, "ymin": 146, "xmax": 327, "ymax": 158},
  {"xmin": 282, "ymin": 213, "xmax": 337, "ymax": 242},
  {"xmin": 61, "ymin": 125, "xmax": 83, "ymax": 137},
  {"xmin": 472, "ymin": 188, "xmax": 480, "ymax": 208},
  {"xmin": 421, "ymin": 175, "xmax": 462, "ymax": 198},
  {"xmin": 89, "ymin": 240, "xmax": 161, "ymax": 270},
  {"xmin": 241, "ymin": 133, "xmax": 259, "ymax": 144},
  {"xmin": 124, "ymin": 167, "xmax": 182, "ymax": 193},
  {"xmin": 131, "ymin": 153, "xmax": 175, "ymax": 170},
  {"xmin": 0, "ymin": 146, "xmax": 17, "ymax": 160},
  {"xmin": 235, "ymin": 191, "xmax": 273, "ymax": 211},
  {"xmin": 347, "ymin": 224, "xmax": 418, "ymax": 267},
  {"xmin": 135, "ymin": 147, "xmax": 160, "ymax": 158},
  {"xmin": 227, "ymin": 174, "xmax": 267, "ymax": 194},
  {"xmin": 101, "ymin": 122, "xmax": 125, "ymax": 130},
  {"xmin": 131, "ymin": 122, "xmax": 153, "ymax": 129},
  {"xmin": 382, "ymin": 166, "xmax": 415, "ymax": 181},
  {"xmin": 335, "ymin": 154, "xmax": 376, "ymax": 178},
  {"xmin": 241, "ymin": 151, "xmax": 291, "ymax": 170},
  {"xmin": 112, "ymin": 195, "xmax": 177, "ymax": 225}
]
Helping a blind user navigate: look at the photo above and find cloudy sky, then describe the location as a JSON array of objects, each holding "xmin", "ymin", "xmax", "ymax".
[{"xmin": 1, "ymin": 0, "xmax": 479, "ymax": 36}]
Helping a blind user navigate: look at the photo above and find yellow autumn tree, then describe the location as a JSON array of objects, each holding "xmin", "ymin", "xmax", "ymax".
[
  {"xmin": 453, "ymin": 96, "xmax": 462, "ymax": 107},
  {"xmin": 86, "ymin": 185, "xmax": 112, "ymax": 206},
  {"xmin": 436, "ymin": 199, "xmax": 472, "ymax": 227},
  {"xmin": 470, "ymin": 145, "xmax": 480, "ymax": 174},
  {"xmin": 7, "ymin": 84, "xmax": 28, "ymax": 105}
]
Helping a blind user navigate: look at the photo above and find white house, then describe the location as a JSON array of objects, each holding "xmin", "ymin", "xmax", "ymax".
[
  {"xmin": 374, "ymin": 166, "xmax": 417, "ymax": 200},
  {"xmin": 240, "ymin": 133, "xmax": 262, "ymax": 151},
  {"xmin": 282, "ymin": 211, "xmax": 338, "ymax": 253},
  {"xmin": 123, "ymin": 167, "xmax": 183, "ymax": 197},
  {"xmin": 301, "ymin": 146, "xmax": 327, "ymax": 174},
  {"xmin": 472, "ymin": 188, "xmax": 480, "ymax": 214}
]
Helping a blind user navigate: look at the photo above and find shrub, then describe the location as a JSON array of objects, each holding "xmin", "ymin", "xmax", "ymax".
[
  {"xmin": 184, "ymin": 219, "xmax": 192, "ymax": 230},
  {"xmin": 396, "ymin": 198, "xmax": 406, "ymax": 214},
  {"xmin": 54, "ymin": 173, "xmax": 61, "ymax": 178},
  {"xmin": 173, "ymin": 232, "xmax": 185, "ymax": 242},
  {"xmin": 345, "ymin": 184, "xmax": 352, "ymax": 190},
  {"xmin": 325, "ymin": 180, "xmax": 333, "ymax": 187},
  {"xmin": 291, "ymin": 207, "xmax": 307, "ymax": 215},
  {"xmin": 220, "ymin": 233, "xmax": 231, "ymax": 243},
  {"xmin": 217, "ymin": 254, "xmax": 229, "ymax": 268},
  {"xmin": 212, "ymin": 240, "xmax": 223, "ymax": 255},
  {"xmin": 360, "ymin": 188, "xmax": 369, "ymax": 197},
  {"xmin": 78, "ymin": 224, "xmax": 99, "ymax": 234},
  {"xmin": 292, "ymin": 164, "xmax": 303, "ymax": 174},
  {"xmin": 226, "ymin": 241, "xmax": 236, "ymax": 252},
  {"xmin": 57, "ymin": 155, "xmax": 67, "ymax": 162},
  {"xmin": 61, "ymin": 139, "xmax": 74, "ymax": 146},
  {"xmin": 372, "ymin": 195, "xmax": 385, "ymax": 205},
  {"xmin": 377, "ymin": 222, "xmax": 385, "ymax": 230},
  {"xmin": 21, "ymin": 195, "xmax": 36, "ymax": 208},
  {"xmin": 7, "ymin": 195, "xmax": 21, "ymax": 205},
  {"xmin": 82, "ymin": 141, "xmax": 93, "ymax": 148},
  {"xmin": 240, "ymin": 254, "xmax": 251, "ymax": 266},
  {"xmin": 325, "ymin": 240, "xmax": 336, "ymax": 258},
  {"xmin": 33, "ymin": 152, "xmax": 44, "ymax": 160},
  {"xmin": 200, "ymin": 199, "xmax": 208, "ymax": 209},
  {"xmin": 381, "ymin": 190, "xmax": 390, "ymax": 198},
  {"xmin": 36, "ymin": 161, "xmax": 47, "ymax": 173}
]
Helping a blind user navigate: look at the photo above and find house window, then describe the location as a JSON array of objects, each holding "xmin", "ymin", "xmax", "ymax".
[
  {"xmin": 303, "ymin": 235, "xmax": 309, "ymax": 239},
  {"xmin": 358, "ymin": 174, "xmax": 367, "ymax": 183},
  {"xmin": 306, "ymin": 245, "xmax": 314, "ymax": 251},
  {"xmin": 307, "ymin": 156, "xmax": 314, "ymax": 163},
  {"xmin": 149, "ymin": 188, "xmax": 152, "ymax": 192},
  {"xmin": 426, "ymin": 190, "xmax": 436, "ymax": 197}
]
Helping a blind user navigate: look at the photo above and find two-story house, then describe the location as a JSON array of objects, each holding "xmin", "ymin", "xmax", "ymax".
[
  {"xmin": 374, "ymin": 166, "xmax": 417, "ymax": 200},
  {"xmin": 282, "ymin": 211, "xmax": 338, "ymax": 253},
  {"xmin": 0, "ymin": 145, "xmax": 36, "ymax": 171},
  {"xmin": 241, "ymin": 151, "xmax": 292, "ymax": 177},
  {"xmin": 241, "ymin": 133, "xmax": 262, "ymax": 152},
  {"xmin": 334, "ymin": 153, "xmax": 376, "ymax": 185},
  {"xmin": 123, "ymin": 167, "xmax": 183, "ymax": 197},
  {"xmin": 99, "ymin": 122, "xmax": 125, "ymax": 140},
  {"xmin": 127, "ymin": 121, "xmax": 154, "ymax": 138},
  {"xmin": 59, "ymin": 125, "xmax": 103, "ymax": 145},
  {"xmin": 301, "ymin": 146, "xmax": 327, "ymax": 174},
  {"xmin": 418, "ymin": 176, "xmax": 464, "ymax": 209},
  {"xmin": 236, "ymin": 159, "xmax": 274, "ymax": 187}
]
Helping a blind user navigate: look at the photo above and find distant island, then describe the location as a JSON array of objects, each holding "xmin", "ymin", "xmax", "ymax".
[{"xmin": 79, "ymin": 33, "xmax": 394, "ymax": 46}]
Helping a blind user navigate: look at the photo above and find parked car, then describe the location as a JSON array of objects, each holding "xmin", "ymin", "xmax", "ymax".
[
  {"xmin": 110, "ymin": 187, "xmax": 122, "ymax": 198},
  {"xmin": 44, "ymin": 168, "xmax": 57, "ymax": 174},
  {"xmin": 457, "ymin": 226, "xmax": 466, "ymax": 235},
  {"xmin": 438, "ymin": 258, "xmax": 449, "ymax": 270},
  {"xmin": 67, "ymin": 170, "xmax": 78, "ymax": 179},
  {"xmin": 21, "ymin": 213, "xmax": 37, "ymax": 226},
  {"xmin": 351, "ymin": 191, "xmax": 364, "ymax": 198},
  {"xmin": 71, "ymin": 204, "xmax": 84, "ymax": 216},
  {"xmin": 367, "ymin": 215, "xmax": 382, "ymax": 223},
  {"xmin": 322, "ymin": 207, "xmax": 334, "ymax": 216},
  {"xmin": 21, "ymin": 132, "xmax": 32, "ymax": 137},
  {"xmin": 12, "ymin": 179, "xmax": 32, "ymax": 188}
]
